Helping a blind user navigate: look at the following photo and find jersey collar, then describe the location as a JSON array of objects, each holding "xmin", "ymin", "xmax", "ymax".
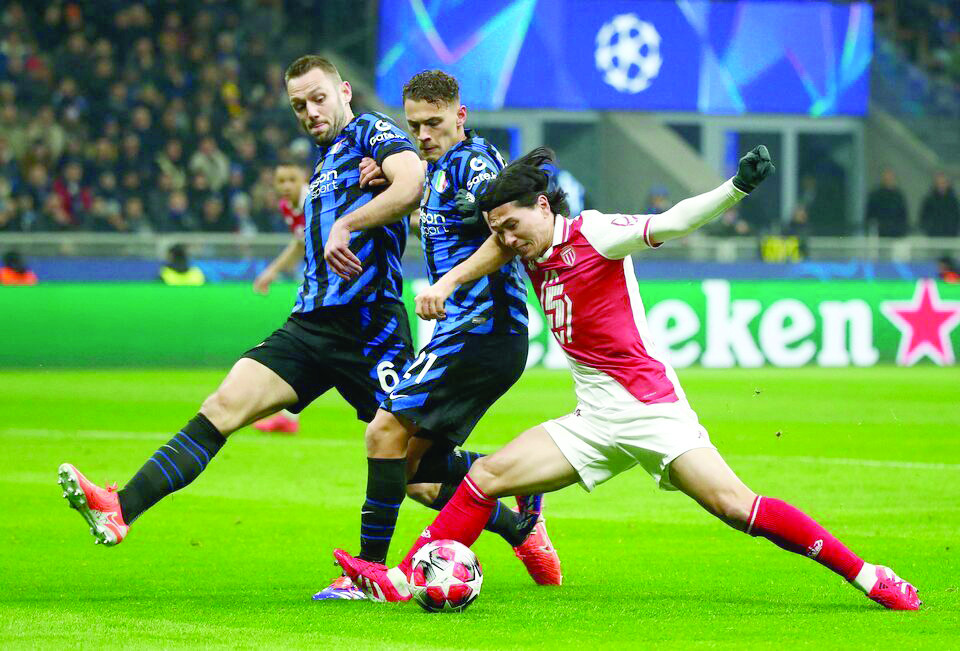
[{"xmin": 534, "ymin": 215, "xmax": 569, "ymax": 263}]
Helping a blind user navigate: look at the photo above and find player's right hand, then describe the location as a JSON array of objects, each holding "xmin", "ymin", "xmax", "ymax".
[
  {"xmin": 359, "ymin": 157, "xmax": 387, "ymax": 188},
  {"xmin": 253, "ymin": 269, "xmax": 276, "ymax": 294},
  {"xmin": 415, "ymin": 279, "xmax": 455, "ymax": 321}
]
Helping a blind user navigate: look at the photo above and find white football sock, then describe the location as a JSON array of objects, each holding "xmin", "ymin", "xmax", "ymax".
[
  {"xmin": 852, "ymin": 562, "xmax": 877, "ymax": 593},
  {"xmin": 387, "ymin": 566, "xmax": 411, "ymax": 597}
]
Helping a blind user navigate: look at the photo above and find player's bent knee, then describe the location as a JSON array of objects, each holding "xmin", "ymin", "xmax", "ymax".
[
  {"xmin": 364, "ymin": 416, "xmax": 407, "ymax": 458},
  {"xmin": 406, "ymin": 483, "xmax": 438, "ymax": 506},
  {"xmin": 199, "ymin": 391, "xmax": 242, "ymax": 435},
  {"xmin": 467, "ymin": 456, "xmax": 509, "ymax": 497}
]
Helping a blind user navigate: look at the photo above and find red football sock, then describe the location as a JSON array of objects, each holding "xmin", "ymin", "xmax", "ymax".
[
  {"xmin": 398, "ymin": 475, "xmax": 495, "ymax": 575},
  {"xmin": 747, "ymin": 496, "xmax": 864, "ymax": 581}
]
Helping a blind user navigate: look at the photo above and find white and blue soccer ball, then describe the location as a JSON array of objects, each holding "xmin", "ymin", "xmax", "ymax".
[{"xmin": 409, "ymin": 539, "xmax": 483, "ymax": 613}]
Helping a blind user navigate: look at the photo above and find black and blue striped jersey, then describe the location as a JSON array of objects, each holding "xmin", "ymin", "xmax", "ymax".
[
  {"xmin": 420, "ymin": 132, "xmax": 528, "ymax": 339},
  {"xmin": 294, "ymin": 111, "xmax": 417, "ymax": 313}
]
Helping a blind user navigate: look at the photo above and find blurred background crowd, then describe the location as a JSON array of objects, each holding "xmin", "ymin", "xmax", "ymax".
[
  {"xmin": 0, "ymin": 0, "xmax": 957, "ymax": 241},
  {"xmin": 0, "ymin": 0, "xmax": 373, "ymax": 235}
]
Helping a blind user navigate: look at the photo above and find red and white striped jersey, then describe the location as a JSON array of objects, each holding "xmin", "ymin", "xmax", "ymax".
[{"xmin": 524, "ymin": 210, "xmax": 689, "ymax": 412}]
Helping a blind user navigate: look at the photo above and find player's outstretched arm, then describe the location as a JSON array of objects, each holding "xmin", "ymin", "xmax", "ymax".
[
  {"xmin": 415, "ymin": 234, "xmax": 515, "ymax": 320},
  {"xmin": 254, "ymin": 237, "xmax": 305, "ymax": 294},
  {"xmin": 325, "ymin": 150, "xmax": 425, "ymax": 279},
  {"xmin": 649, "ymin": 145, "xmax": 774, "ymax": 245}
]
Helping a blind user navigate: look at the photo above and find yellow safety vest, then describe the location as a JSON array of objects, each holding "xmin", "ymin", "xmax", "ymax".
[{"xmin": 160, "ymin": 266, "xmax": 206, "ymax": 286}]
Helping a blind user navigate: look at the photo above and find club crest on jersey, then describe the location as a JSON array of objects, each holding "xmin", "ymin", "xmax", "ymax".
[
  {"xmin": 560, "ymin": 245, "xmax": 577, "ymax": 267},
  {"xmin": 433, "ymin": 170, "xmax": 448, "ymax": 193}
]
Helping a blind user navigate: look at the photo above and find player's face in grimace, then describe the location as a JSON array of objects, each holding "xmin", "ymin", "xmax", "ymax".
[
  {"xmin": 404, "ymin": 98, "xmax": 466, "ymax": 163},
  {"xmin": 274, "ymin": 166, "xmax": 304, "ymax": 202},
  {"xmin": 486, "ymin": 194, "xmax": 554, "ymax": 260},
  {"xmin": 286, "ymin": 68, "xmax": 352, "ymax": 146}
]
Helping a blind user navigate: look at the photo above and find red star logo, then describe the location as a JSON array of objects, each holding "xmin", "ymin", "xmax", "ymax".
[{"xmin": 881, "ymin": 279, "xmax": 960, "ymax": 366}]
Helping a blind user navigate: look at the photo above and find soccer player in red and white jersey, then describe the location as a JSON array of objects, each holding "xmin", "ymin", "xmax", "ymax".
[
  {"xmin": 250, "ymin": 162, "xmax": 310, "ymax": 434},
  {"xmin": 333, "ymin": 146, "xmax": 921, "ymax": 611}
]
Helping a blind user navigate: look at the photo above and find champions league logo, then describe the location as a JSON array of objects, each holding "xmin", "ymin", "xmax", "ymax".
[{"xmin": 595, "ymin": 14, "xmax": 663, "ymax": 94}]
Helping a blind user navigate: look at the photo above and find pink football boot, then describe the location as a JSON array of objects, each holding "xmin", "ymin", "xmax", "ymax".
[
  {"xmin": 513, "ymin": 518, "xmax": 563, "ymax": 586},
  {"xmin": 866, "ymin": 566, "xmax": 921, "ymax": 610},
  {"xmin": 58, "ymin": 463, "xmax": 129, "ymax": 546},
  {"xmin": 252, "ymin": 411, "xmax": 299, "ymax": 434},
  {"xmin": 333, "ymin": 549, "xmax": 411, "ymax": 603}
]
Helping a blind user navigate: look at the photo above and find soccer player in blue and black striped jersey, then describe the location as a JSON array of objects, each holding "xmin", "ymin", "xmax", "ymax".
[
  {"xmin": 57, "ymin": 57, "xmax": 425, "ymax": 591},
  {"xmin": 320, "ymin": 71, "xmax": 562, "ymax": 594}
]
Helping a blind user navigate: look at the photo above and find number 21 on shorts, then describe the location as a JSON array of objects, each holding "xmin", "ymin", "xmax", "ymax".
[{"xmin": 376, "ymin": 351, "xmax": 438, "ymax": 393}]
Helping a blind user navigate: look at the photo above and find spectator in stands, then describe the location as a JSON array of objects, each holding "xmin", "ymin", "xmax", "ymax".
[
  {"xmin": 189, "ymin": 136, "xmax": 231, "ymax": 192},
  {"xmin": 164, "ymin": 190, "xmax": 193, "ymax": 232},
  {"xmin": 919, "ymin": 172, "xmax": 960, "ymax": 237},
  {"xmin": 938, "ymin": 255, "xmax": 960, "ymax": 283},
  {"xmin": 25, "ymin": 106, "xmax": 66, "ymax": 163},
  {"xmin": 155, "ymin": 139, "xmax": 187, "ymax": 191},
  {"xmin": 159, "ymin": 243, "xmax": 205, "ymax": 286},
  {"xmin": 0, "ymin": 178, "xmax": 17, "ymax": 232},
  {"xmin": 89, "ymin": 196, "xmax": 127, "ymax": 233},
  {"xmin": 783, "ymin": 205, "xmax": 811, "ymax": 259},
  {"xmin": 52, "ymin": 159, "xmax": 92, "ymax": 227},
  {"xmin": 711, "ymin": 208, "xmax": 752, "ymax": 237},
  {"xmin": 0, "ymin": 250, "xmax": 38, "ymax": 285},
  {"xmin": 866, "ymin": 168, "xmax": 910, "ymax": 236},
  {"xmin": 123, "ymin": 196, "xmax": 152, "ymax": 234},
  {"xmin": 88, "ymin": 137, "xmax": 118, "ymax": 179},
  {"xmin": 645, "ymin": 185, "xmax": 671, "ymax": 214},
  {"xmin": 0, "ymin": 106, "xmax": 29, "ymax": 161},
  {"xmin": 0, "ymin": 1, "xmax": 316, "ymax": 234},
  {"xmin": 199, "ymin": 195, "xmax": 233, "ymax": 233},
  {"xmin": 0, "ymin": 136, "xmax": 19, "ymax": 191},
  {"xmin": 39, "ymin": 193, "xmax": 72, "ymax": 231},
  {"xmin": 231, "ymin": 193, "xmax": 257, "ymax": 236}
]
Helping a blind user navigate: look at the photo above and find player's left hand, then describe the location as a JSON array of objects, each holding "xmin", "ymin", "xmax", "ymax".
[
  {"xmin": 415, "ymin": 278, "xmax": 455, "ymax": 320},
  {"xmin": 359, "ymin": 157, "xmax": 387, "ymax": 188},
  {"xmin": 454, "ymin": 189, "xmax": 482, "ymax": 225},
  {"xmin": 732, "ymin": 145, "xmax": 775, "ymax": 193},
  {"xmin": 324, "ymin": 221, "xmax": 362, "ymax": 279}
]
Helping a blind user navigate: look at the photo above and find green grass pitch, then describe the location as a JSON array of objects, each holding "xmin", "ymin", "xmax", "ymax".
[{"xmin": 1, "ymin": 367, "xmax": 958, "ymax": 649}]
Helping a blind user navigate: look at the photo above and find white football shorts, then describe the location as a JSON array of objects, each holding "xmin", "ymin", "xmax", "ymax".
[{"xmin": 542, "ymin": 401, "xmax": 715, "ymax": 492}]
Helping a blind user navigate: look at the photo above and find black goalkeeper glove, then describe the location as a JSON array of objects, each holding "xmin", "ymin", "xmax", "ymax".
[
  {"xmin": 732, "ymin": 145, "xmax": 775, "ymax": 193},
  {"xmin": 454, "ymin": 188, "xmax": 483, "ymax": 226}
]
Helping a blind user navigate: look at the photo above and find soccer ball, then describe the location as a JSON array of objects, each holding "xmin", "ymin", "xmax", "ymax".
[{"xmin": 409, "ymin": 540, "xmax": 483, "ymax": 613}]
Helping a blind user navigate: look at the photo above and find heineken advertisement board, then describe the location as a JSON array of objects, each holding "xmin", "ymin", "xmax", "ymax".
[{"xmin": 1, "ymin": 280, "xmax": 958, "ymax": 368}]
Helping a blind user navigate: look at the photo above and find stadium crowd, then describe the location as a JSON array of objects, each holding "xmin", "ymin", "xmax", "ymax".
[
  {"xmin": 0, "ymin": 0, "xmax": 358, "ymax": 234},
  {"xmin": 875, "ymin": 0, "xmax": 960, "ymax": 87},
  {"xmin": 1, "ymin": 0, "xmax": 957, "ymax": 240}
]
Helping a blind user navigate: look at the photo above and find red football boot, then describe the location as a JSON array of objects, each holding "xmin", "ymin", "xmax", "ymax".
[
  {"xmin": 252, "ymin": 412, "xmax": 299, "ymax": 434},
  {"xmin": 333, "ymin": 549, "xmax": 411, "ymax": 603},
  {"xmin": 58, "ymin": 463, "xmax": 129, "ymax": 546},
  {"xmin": 866, "ymin": 565, "xmax": 921, "ymax": 611},
  {"xmin": 513, "ymin": 518, "xmax": 563, "ymax": 586}
]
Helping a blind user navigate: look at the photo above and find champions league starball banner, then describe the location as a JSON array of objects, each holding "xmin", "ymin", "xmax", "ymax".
[{"xmin": 376, "ymin": 0, "xmax": 873, "ymax": 116}]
